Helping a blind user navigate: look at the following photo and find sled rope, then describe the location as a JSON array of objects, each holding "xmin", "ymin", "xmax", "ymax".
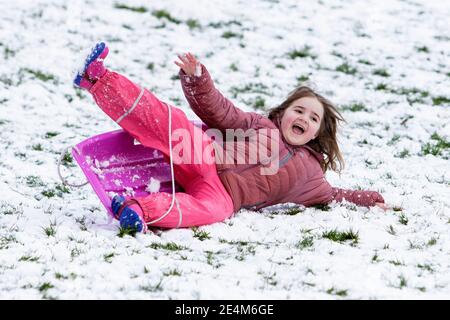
[
  {"xmin": 57, "ymin": 146, "xmax": 89, "ymax": 188},
  {"xmin": 145, "ymin": 101, "xmax": 183, "ymax": 228}
]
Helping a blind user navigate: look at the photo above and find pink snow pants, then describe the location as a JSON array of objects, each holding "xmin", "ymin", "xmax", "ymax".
[{"xmin": 89, "ymin": 70, "xmax": 234, "ymax": 228}]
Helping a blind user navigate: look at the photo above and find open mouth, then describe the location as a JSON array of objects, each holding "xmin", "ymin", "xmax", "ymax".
[{"xmin": 292, "ymin": 124, "xmax": 305, "ymax": 135}]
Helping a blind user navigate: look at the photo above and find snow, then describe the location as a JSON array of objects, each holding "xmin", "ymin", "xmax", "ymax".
[
  {"xmin": 146, "ymin": 177, "xmax": 161, "ymax": 193},
  {"xmin": 0, "ymin": 0, "xmax": 449, "ymax": 299}
]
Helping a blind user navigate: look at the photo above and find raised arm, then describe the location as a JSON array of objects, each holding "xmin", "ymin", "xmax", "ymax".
[{"xmin": 174, "ymin": 52, "xmax": 262, "ymax": 131}]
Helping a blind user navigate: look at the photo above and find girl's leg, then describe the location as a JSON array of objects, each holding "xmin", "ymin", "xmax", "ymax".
[
  {"xmin": 89, "ymin": 70, "xmax": 212, "ymax": 188},
  {"xmin": 89, "ymin": 70, "xmax": 234, "ymax": 228}
]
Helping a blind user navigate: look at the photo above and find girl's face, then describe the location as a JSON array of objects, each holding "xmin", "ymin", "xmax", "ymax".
[{"xmin": 280, "ymin": 96, "xmax": 324, "ymax": 146}]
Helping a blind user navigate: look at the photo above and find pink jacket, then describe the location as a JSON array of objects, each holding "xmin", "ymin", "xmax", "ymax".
[{"xmin": 179, "ymin": 65, "xmax": 385, "ymax": 212}]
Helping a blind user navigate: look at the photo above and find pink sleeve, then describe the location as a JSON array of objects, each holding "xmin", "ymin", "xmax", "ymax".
[
  {"xmin": 179, "ymin": 64, "xmax": 261, "ymax": 130},
  {"xmin": 331, "ymin": 187, "xmax": 384, "ymax": 207}
]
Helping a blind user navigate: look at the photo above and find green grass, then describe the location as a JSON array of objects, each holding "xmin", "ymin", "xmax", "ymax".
[
  {"xmin": 19, "ymin": 255, "xmax": 40, "ymax": 262},
  {"xmin": 312, "ymin": 203, "xmax": 331, "ymax": 211},
  {"xmin": 322, "ymin": 229, "xmax": 359, "ymax": 244},
  {"xmin": 71, "ymin": 247, "xmax": 82, "ymax": 258},
  {"xmin": 163, "ymin": 269, "xmax": 182, "ymax": 276},
  {"xmin": 297, "ymin": 75, "xmax": 309, "ymax": 82},
  {"xmin": 432, "ymin": 96, "xmax": 450, "ymax": 106},
  {"xmin": 417, "ymin": 264, "xmax": 434, "ymax": 273},
  {"xmin": 221, "ymin": 31, "xmax": 243, "ymax": 39},
  {"xmin": 55, "ymin": 272, "xmax": 77, "ymax": 280},
  {"xmin": 374, "ymin": 84, "xmax": 431, "ymax": 104},
  {"xmin": 45, "ymin": 131, "xmax": 59, "ymax": 138},
  {"xmin": 283, "ymin": 207, "xmax": 303, "ymax": 215},
  {"xmin": 229, "ymin": 63, "xmax": 239, "ymax": 72},
  {"xmin": 0, "ymin": 234, "xmax": 18, "ymax": 249},
  {"xmin": 3, "ymin": 46, "xmax": 15, "ymax": 59},
  {"xmin": 31, "ymin": 143, "xmax": 43, "ymax": 151},
  {"xmin": 387, "ymin": 134, "xmax": 401, "ymax": 146},
  {"xmin": 375, "ymin": 83, "xmax": 388, "ymax": 91},
  {"xmin": 399, "ymin": 213, "xmax": 409, "ymax": 225},
  {"xmin": 208, "ymin": 20, "xmax": 242, "ymax": 29},
  {"xmin": 148, "ymin": 242, "xmax": 186, "ymax": 251},
  {"xmin": 192, "ymin": 227, "xmax": 211, "ymax": 241},
  {"xmin": 26, "ymin": 175, "xmax": 44, "ymax": 187},
  {"xmin": 38, "ymin": 282, "xmax": 54, "ymax": 292},
  {"xmin": 23, "ymin": 68, "xmax": 56, "ymax": 82},
  {"xmin": 61, "ymin": 151, "xmax": 74, "ymax": 166},
  {"xmin": 114, "ymin": 3, "xmax": 148, "ymax": 13},
  {"xmin": 252, "ymin": 96, "xmax": 266, "ymax": 110},
  {"xmin": 416, "ymin": 46, "xmax": 429, "ymax": 53},
  {"xmin": 358, "ymin": 59, "xmax": 373, "ymax": 65},
  {"xmin": 326, "ymin": 287, "xmax": 348, "ymax": 297},
  {"xmin": 398, "ymin": 275, "xmax": 408, "ymax": 289},
  {"xmin": 389, "ymin": 259, "xmax": 404, "ymax": 266},
  {"xmin": 42, "ymin": 220, "xmax": 57, "ymax": 237},
  {"xmin": 297, "ymin": 236, "xmax": 314, "ymax": 249},
  {"xmin": 336, "ymin": 62, "xmax": 358, "ymax": 75},
  {"xmin": 387, "ymin": 225, "xmax": 396, "ymax": 235},
  {"xmin": 118, "ymin": 226, "xmax": 137, "ymax": 237},
  {"xmin": 371, "ymin": 251, "xmax": 381, "ymax": 263},
  {"xmin": 41, "ymin": 189, "xmax": 56, "ymax": 198},
  {"xmin": 146, "ymin": 62, "xmax": 154, "ymax": 71},
  {"xmin": 229, "ymin": 82, "xmax": 270, "ymax": 98},
  {"xmin": 14, "ymin": 152, "xmax": 27, "ymax": 160},
  {"xmin": 373, "ymin": 68, "xmax": 390, "ymax": 77},
  {"xmin": 427, "ymin": 237, "xmax": 437, "ymax": 246},
  {"xmin": 152, "ymin": 10, "xmax": 181, "ymax": 24},
  {"xmin": 395, "ymin": 149, "xmax": 410, "ymax": 158},
  {"xmin": 408, "ymin": 240, "xmax": 423, "ymax": 250},
  {"xmin": 0, "ymin": 202, "xmax": 23, "ymax": 215},
  {"xmin": 139, "ymin": 279, "xmax": 163, "ymax": 292},
  {"xmin": 421, "ymin": 133, "xmax": 450, "ymax": 158},
  {"xmin": 235, "ymin": 243, "xmax": 257, "ymax": 261},
  {"xmin": 40, "ymin": 184, "xmax": 70, "ymax": 199},
  {"xmin": 288, "ymin": 46, "xmax": 316, "ymax": 59},
  {"xmin": 186, "ymin": 19, "xmax": 201, "ymax": 30},
  {"xmin": 331, "ymin": 50, "xmax": 344, "ymax": 58},
  {"xmin": 103, "ymin": 253, "xmax": 115, "ymax": 263},
  {"xmin": 340, "ymin": 102, "xmax": 367, "ymax": 112}
]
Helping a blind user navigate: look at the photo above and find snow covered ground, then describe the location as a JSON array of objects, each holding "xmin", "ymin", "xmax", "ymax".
[{"xmin": 0, "ymin": 0, "xmax": 449, "ymax": 299}]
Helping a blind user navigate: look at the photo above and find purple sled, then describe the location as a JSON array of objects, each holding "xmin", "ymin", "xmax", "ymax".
[{"xmin": 71, "ymin": 121, "xmax": 205, "ymax": 217}]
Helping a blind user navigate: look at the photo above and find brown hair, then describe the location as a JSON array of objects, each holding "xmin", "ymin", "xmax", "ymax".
[{"xmin": 268, "ymin": 86, "xmax": 345, "ymax": 173}]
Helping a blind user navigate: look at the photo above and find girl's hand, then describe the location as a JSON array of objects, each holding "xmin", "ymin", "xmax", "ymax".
[{"xmin": 174, "ymin": 52, "xmax": 201, "ymax": 77}]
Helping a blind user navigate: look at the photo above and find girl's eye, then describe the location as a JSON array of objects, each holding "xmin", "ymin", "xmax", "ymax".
[
  {"xmin": 312, "ymin": 118, "xmax": 318, "ymax": 122},
  {"xmin": 296, "ymin": 109, "xmax": 303, "ymax": 114}
]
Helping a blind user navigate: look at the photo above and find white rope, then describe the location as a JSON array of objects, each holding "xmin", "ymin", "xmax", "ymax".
[
  {"xmin": 57, "ymin": 146, "xmax": 89, "ymax": 188},
  {"xmin": 145, "ymin": 102, "xmax": 183, "ymax": 228}
]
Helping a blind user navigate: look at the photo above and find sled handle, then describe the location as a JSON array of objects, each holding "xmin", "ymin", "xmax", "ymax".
[{"xmin": 57, "ymin": 146, "xmax": 89, "ymax": 188}]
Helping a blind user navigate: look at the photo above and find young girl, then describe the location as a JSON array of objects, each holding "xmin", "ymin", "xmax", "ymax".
[{"xmin": 74, "ymin": 42, "xmax": 386, "ymax": 233}]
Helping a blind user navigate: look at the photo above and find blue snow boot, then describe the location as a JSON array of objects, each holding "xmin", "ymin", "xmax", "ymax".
[
  {"xmin": 111, "ymin": 195, "xmax": 146, "ymax": 233},
  {"xmin": 73, "ymin": 42, "xmax": 109, "ymax": 88}
]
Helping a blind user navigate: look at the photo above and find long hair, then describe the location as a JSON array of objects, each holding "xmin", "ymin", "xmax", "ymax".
[{"xmin": 268, "ymin": 86, "xmax": 345, "ymax": 173}]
